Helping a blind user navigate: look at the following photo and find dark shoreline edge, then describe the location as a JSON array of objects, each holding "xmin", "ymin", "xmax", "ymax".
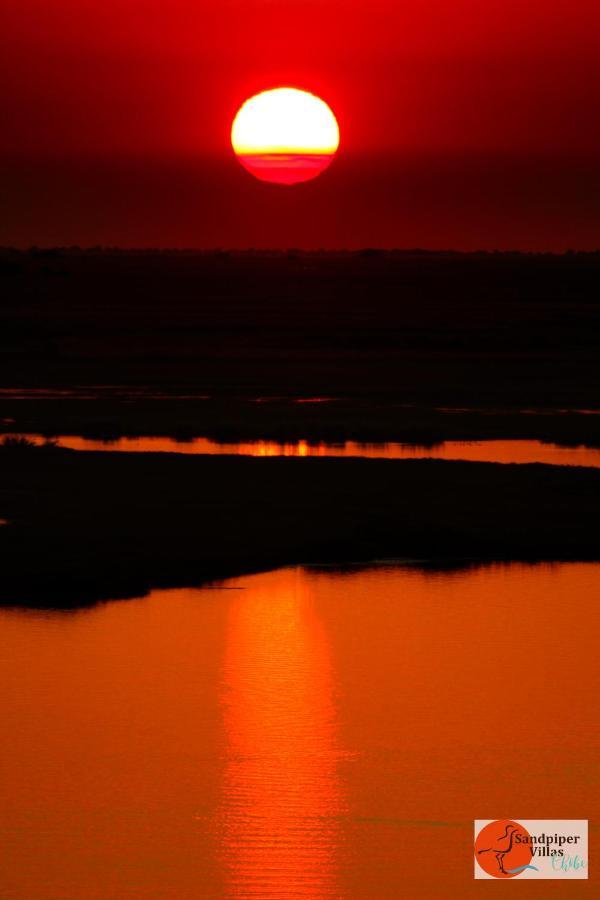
[
  {"xmin": 1, "ymin": 448, "xmax": 598, "ymax": 609},
  {"xmin": 0, "ymin": 556, "xmax": 593, "ymax": 613},
  {"xmin": 3, "ymin": 402, "xmax": 600, "ymax": 449}
]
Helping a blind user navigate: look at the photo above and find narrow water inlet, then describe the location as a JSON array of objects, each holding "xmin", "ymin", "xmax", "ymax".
[{"xmin": 3, "ymin": 433, "xmax": 600, "ymax": 468}]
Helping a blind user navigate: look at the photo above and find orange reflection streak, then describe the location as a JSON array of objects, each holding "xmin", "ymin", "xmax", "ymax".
[
  {"xmin": 218, "ymin": 569, "xmax": 342, "ymax": 898},
  {"xmin": 9, "ymin": 433, "xmax": 600, "ymax": 467}
]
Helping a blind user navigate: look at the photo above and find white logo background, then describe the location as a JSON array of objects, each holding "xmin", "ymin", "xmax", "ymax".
[{"xmin": 474, "ymin": 819, "xmax": 588, "ymax": 880}]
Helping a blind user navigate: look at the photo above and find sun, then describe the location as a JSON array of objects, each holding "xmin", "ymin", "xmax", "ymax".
[{"xmin": 231, "ymin": 87, "xmax": 340, "ymax": 185}]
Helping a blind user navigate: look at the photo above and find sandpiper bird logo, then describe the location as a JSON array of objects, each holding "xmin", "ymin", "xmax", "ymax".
[{"xmin": 474, "ymin": 820, "xmax": 539, "ymax": 878}]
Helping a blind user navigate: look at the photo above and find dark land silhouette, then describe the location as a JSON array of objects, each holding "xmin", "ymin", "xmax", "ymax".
[
  {"xmin": 0, "ymin": 443, "xmax": 599, "ymax": 607},
  {"xmin": 2, "ymin": 249, "xmax": 600, "ymax": 445},
  {"xmin": 1, "ymin": 249, "xmax": 600, "ymax": 606},
  {"xmin": 1, "ymin": 249, "xmax": 599, "ymax": 410}
]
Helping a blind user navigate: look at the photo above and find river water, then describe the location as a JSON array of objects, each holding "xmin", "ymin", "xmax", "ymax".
[
  {"xmin": 1, "ymin": 563, "xmax": 598, "ymax": 898},
  {"xmin": 5, "ymin": 433, "xmax": 600, "ymax": 467}
]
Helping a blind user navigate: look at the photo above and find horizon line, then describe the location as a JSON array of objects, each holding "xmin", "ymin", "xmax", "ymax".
[{"xmin": 2, "ymin": 246, "xmax": 600, "ymax": 257}]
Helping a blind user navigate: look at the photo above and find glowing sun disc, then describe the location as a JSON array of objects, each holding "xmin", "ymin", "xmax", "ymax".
[{"xmin": 231, "ymin": 88, "xmax": 340, "ymax": 185}]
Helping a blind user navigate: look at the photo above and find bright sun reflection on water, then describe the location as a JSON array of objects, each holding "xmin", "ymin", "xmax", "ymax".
[{"xmin": 219, "ymin": 569, "xmax": 343, "ymax": 897}]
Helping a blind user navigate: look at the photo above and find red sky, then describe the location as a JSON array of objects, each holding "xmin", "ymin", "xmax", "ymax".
[{"xmin": 2, "ymin": 0, "xmax": 600, "ymax": 249}]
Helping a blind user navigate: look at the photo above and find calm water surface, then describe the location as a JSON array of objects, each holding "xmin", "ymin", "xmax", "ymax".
[
  {"xmin": 1, "ymin": 564, "xmax": 598, "ymax": 898},
  {"xmin": 6, "ymin": 433, "xmax": 600, "ymax": 467}
]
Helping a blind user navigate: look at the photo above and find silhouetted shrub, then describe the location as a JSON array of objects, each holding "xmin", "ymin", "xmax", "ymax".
[{"xmin": 0, "ymin": 436, "xmax": 57, "ymax": 452}]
